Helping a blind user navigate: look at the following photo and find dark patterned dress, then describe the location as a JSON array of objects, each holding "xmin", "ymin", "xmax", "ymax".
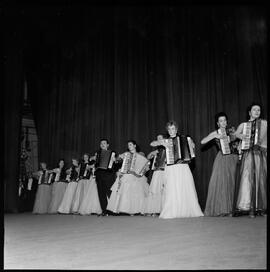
[{"xmin": 204, "ymin": 127, "xmax": 239, "ymax": 216}]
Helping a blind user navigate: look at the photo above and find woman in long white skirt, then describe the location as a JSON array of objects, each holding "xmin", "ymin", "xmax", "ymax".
[
  {"xmin": 107, "ymin": 140, "xmax": 149, "ymax": 215},
  {"xmin": 71, "ymin": 154, "xmax": 92, "ymax": 214},
  {"xmin": 144, "ymin": 170, "xmax": 165, "ymax": 216},
  {"xmin": 58, "ymin": 158, "xmax": 80, "ymax": 214},
  {"xmin": 144, "ymin": 135, "xmax": 166, "ymax": 216},
  {"xmin": 152, "ymin": 121, "xmax": 204, "ymax": 219},
  {"xmin": 160, "ymin": 163, "xmax": 203, "ymax": 218},
  {"xmin": 78, "ymin": 175, "xmax": 102, "ymax": 215},
  {"xmin": 48, "ymin": 159, "xmax": 68, "ymax": 214},
  {"xmin": 32, "ymin": 162, "xmax": 52, "ymax": 214}
]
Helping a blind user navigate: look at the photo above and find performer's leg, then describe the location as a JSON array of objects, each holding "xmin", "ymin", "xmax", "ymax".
[{"xmin": 95, "ymin": 170, "xmax": 108, "ymax": 214}]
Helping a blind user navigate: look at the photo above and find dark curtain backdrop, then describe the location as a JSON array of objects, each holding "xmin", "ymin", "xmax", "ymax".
[
  {"xmin": 4, "ymin": 9, "xmax": 24, "ymax": 212},
  {"xmin": 4, "ymin": 5, "xmax": 267, "ymax": 212}
]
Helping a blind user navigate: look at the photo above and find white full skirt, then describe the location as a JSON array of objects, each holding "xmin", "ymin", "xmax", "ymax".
[
  {"xmin": 48, "ymin": 181, "xmax": 68, "ymax": 214},
  {"xmin": 58, "ymin": 181, "xmax": 78, "ymax": 214},
  {"xmin": 107, "ymin": 174, "xmax": 149, "ymax": 215},
  {"xmin": 159, "ymin": 164, "xmax": 204, "ymax": 219},
  {"xmin": 78, "ymin": 177, "xmax": 102, "ymax": 215},
  {"xmin": 143, "ymin": 170, "xmax": 165, "ymax": 214},
  {"xmin": 71, "ymin": 178, "xmax": 89, "ymax": 213}
]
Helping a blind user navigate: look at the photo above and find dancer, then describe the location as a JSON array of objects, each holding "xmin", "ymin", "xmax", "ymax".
[
  {"xmin": 78, "ymin": 165, "xmax": 102, "ymax": 216},
  {"xmin": 152, "ymin": 120, "xmax": 203, "ymax": 219},
  {"xmin": 94, "ymin": 139, "xmax": 118, "ymax": 216},
  {"xmin": 32, "ymin": 162, "xmax": 53, "ymax": 214},
  {"xmin": 233, "ymin": 103, "xmax": 267, "ymax": 218},
  {"xmin": 71, "ymin": 153, "xmax": 92, "ymax": 213},
  {"xmin": 48, "ymin": 159, "xmax": 68, "ymax": 214},
  {"xmin": 107, "ymin": 140, "xmax": 149, "ymax": 216},
  {"xmin": 58, "ymin": 158, "xmax": 80, "ymax": 214},
  {"xmin": 201, "ymin": 112, "xmax": 239, "ymax": 216},
  {"xmin": 144, "ymin": 134, "xmax": 166, "ymax": 216}
]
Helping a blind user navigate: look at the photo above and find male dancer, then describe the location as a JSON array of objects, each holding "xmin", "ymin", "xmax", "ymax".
[{"xmin": 94, "ymin": 139, "xmax": 118, "ymax": 216}]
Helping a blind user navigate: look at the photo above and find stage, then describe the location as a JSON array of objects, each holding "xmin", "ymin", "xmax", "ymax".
[{"xmin": 4, "ymin": 213, "xmax": 266, "ymax": 270}]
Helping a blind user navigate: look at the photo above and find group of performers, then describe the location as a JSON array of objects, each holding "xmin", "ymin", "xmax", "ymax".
[{"xmin": 29, "ymin": 102, "xmax": 267, "ymax": 219}]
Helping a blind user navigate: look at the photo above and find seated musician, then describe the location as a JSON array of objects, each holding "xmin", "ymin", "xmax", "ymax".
[
  {"xmin": 144, "ymin": 134, "xmax": 166, "ymax": 217},
  {"xmin": 232, "ymin": 103, "xmax": 267, "ymax": 218},
  {"xmin": 151, "ymin": 120, "xmax": 203, "ymax": 219},
  {"xmin": 106, "ymin": 140, "xmax": 149, "ymax": 216},
  {"xmin": 94, "ymin": 139, "xmax": 118, "ymax": 216}
]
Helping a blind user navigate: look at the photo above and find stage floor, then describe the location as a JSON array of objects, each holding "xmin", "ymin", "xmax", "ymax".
[{"xmin": 4, "ymin": 213, "xmax": 267, "ymax": 270}]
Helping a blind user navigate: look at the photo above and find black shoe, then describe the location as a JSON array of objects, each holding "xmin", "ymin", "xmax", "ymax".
[
  {"xmin": 105, "ymin": 210, "xmax": 113, "ymax": 216},
  {"xmin": 98, "ymin": 212, "xmax": 106, "ymax": 217},
  {"xmin": 260, "ymin": 211, "xmax": 267, "ymax": 217},
  {"xmin": 101, "ymin": 212, "xmax": 109, "ymax": 216},
  {"xmin": 232, "ymin": 211, "xmax": 240, "ymax": 217}
]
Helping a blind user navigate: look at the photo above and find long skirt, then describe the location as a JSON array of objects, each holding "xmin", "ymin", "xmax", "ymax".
[
  {"xmin": 78, "ymin": 177, "xmax": 102, "ymax": 215},
  {"xmin": 32, "ymin": 184, "xmax": 52, "ymax": 214},
  {"xmin": 143, "ymin": 170, "xmax": 165, "ymax": 214},
  {"xmin": 159, "ymin": 164, "xmax": 204, "ymax": 219},
  {"xmin": 57, "ymin": 181, "xmax": 78, "ymax": 214},
  {"xmin": 48, "ymin": 181, "xmax": 68, "ymax": 214},
  {"xmin": 71, "ymin": 178, "xmax": 89, "ymax": 213},
  {"xmin": 234, "ymin": 147, "xmax": 267, "ymax": 213},
  {"xmin": 107, "ymin": 174, "xmax": 149, "ymax": 215},
  {"xmin": 204, "ymin": 152, "xmax": 238, "ymax": 216}
]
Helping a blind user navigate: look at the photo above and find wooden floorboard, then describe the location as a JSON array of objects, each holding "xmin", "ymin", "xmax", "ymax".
[{"xmin": 4, "ymin": 213, "xmax": 267, "ymax": 269}]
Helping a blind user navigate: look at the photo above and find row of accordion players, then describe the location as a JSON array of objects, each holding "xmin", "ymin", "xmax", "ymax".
[
  {"xmin": 24, "ymin": 116, "xmax": 266, "ymax": 218},
  {"xmin": 25, "ymin": 134, "xmax": 198, "ymax": 216}
]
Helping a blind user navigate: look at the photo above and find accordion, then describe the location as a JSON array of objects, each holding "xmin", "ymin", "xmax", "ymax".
[
  {"xmin": 151, "ymin": 147, "xmax": 166, "ymax": 171},
  {"xmin": 165, "ymin": 135, "xmax": 195, "ymax": 165},
  {"xmin": 47, "ymin": 173, "xmax": 55, "ymax": 184},
  {"xmin": 241, "ymin": 119, "xmax": 261, "ymax": 150},
  {"xmin": 95, "ymin": 150, "xmax": 116, "ymax": 170},
  {"xmin": 38, "ymin": 171, "xmax": 51, "ymax": 185},
  {"xmin": 217, "ymin": 128, "xmax": 231, "ymax": 155},
  {"xmin": 120, "ymin": 152, "xmax": 150, "ymax": 177}
]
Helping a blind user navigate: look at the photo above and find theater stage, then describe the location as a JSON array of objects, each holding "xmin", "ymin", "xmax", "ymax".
[{"xmin": 4, "ymin": 213, "xmax": 266, "ymax": 270}]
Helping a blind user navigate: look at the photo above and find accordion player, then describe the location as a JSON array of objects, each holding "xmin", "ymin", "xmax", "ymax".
[
  {"xmin": 241, "ymin": 119, "xmax": 261, "ymax": 150},
  {"xmin": 151, "ymin": 147, "xmax": 166, "ymax": 171},
  {"xmin": 120, "ymin": 152, "xmax": 150, "ymax": 177},
  {"xmin": 165, "ymin": 135, "xmax": 195, "ymax": 165},
  {"xmin": 217, "ymin": 127, "xmax": 232, "ymax": 155},
  {"xmin": 95, "ymin": 149, "xmax": 116, "ymax": 170}
]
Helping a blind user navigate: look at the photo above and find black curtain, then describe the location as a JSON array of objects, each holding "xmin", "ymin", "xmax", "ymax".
[
  {"xmin": 4, "ymin": 5, "xmax": 267, "ymax": 212},
  {"xmin": 4, "ymin": 8, "xmax": 24, "ymax": 212}
]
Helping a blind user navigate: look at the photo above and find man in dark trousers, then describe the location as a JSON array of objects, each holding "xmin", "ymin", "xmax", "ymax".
[{"xmin": 94, "ymin": 139, "xmax": 119, "ymax": 216}]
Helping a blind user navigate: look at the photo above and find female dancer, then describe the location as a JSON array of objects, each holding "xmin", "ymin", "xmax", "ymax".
[
  {"xmin": 201, "ymin": 112, "xmax": 239, "ymax": 216},
  {"xmin": 78, "ymin": 154, "xmax": 102, "ymax": 216},
  {"xmin": 48, "ymin": 159, "xmax": 68, "ymax": 214},
  {"xmin": 71, "ymin": 153, "xmax": 92, "ymax": 213},
  {"xmin": 152, "ymin": 120, "xmax": 203, "ymax": 219},
  {"xmin": 32, "ymin": 162, "xmax": 53, "ymax": 214},
  {"xmin": 107, "ymin": 140, "xmax": 149, "ymax": 216},
  {"xmin": 144, "ymin": 134, "xmax": 166, "ymax": 216},
  {"xmin": 233, "ymin": 103, "xmax": 267, "ymax": 218},
  {"xmin": 57, "ymin": 158, "xmax": 80, "ymax": 214}
]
